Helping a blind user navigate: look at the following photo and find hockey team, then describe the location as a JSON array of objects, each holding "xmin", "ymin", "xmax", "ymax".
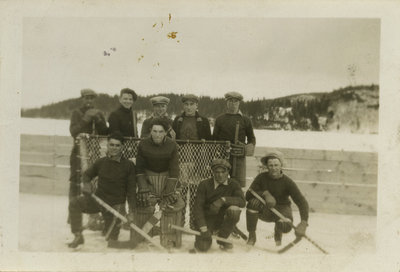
[{"xmin": 67, "ymin": 88, "xmax": 309, "ymax": 252}]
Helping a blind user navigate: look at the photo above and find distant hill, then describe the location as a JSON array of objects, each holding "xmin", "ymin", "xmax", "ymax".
[{"xmin": 21, "ymin": 84, "xmax": 379, "ymax": 134}]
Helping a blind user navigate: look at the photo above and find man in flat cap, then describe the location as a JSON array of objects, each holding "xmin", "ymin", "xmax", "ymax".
[
  {"xmin": 213, "ymin": 91, "xmax": 256, "ymax": 187},
  {"xmin": 172, "ymin": 94, "xmax": 212, "ymax": 228},
  {"xmin": 68, "ymin": 89, "xmax": 108, "ymax": 228},
  {"xmin": 108, "ymin": 88, "xmax": 139, "ymax": 137},
  {"xmin": 140, "ymin": 96, "xmax": 176, "ymax": 139},
  {"xmin": 193, "ymin": 159, "xmax": 245, "ymax": 252},
  {"xmin": 67, "ymin": 131, "xmax": 136, "ymax": 249},
  {"xmin": 245, "ymin": 151, "xmax": 309, "ymax": 246}
]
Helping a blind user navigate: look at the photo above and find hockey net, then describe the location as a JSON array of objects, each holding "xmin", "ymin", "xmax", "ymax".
[{"xmin": 78, "ymin": 134, "xmax": 231, "ymax": 227}]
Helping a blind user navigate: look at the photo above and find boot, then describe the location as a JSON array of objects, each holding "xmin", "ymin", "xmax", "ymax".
[
  {"xmin": 246, "ymin": 210, "xmax": 259, "ymax": 245},
  {"xmin": 68, "ymin": 233, "xmax": 84, "ymax": 248},
  {"xmin": 247, "ymin": 231, "xmax": 256, "ymax": 246}
]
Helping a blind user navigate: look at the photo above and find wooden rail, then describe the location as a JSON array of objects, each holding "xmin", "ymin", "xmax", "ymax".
[{"xmin": 19, "ymin": 134, "xmax": 377, "ymax": 215}]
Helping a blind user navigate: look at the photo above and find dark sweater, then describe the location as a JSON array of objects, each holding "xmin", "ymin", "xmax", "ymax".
[
  {"xmin": 172, "ymin": 111, "xmax": 212, "ymax": 140},
  {"xmin": 108, "ymin": 106, "xmax": 137, "ymax": 137},
  {"xmin": 194, "ymin": 178, "xmax": 245, "ymax": 228},
  {"xmin": 69, "ymin": 106, "xmax": 108, "ymax": 138},
  {"xmin": 246, "ymin": 172, "xmax": 309, "ymax": 221},
  {"xmin": 136, "ymin": 136, "xmax": 179, "ymax": 178},
  {"xmin": 82, "ymin": 156, "xmax": 136, "ymax": 207},
  {"xmin": 213, "ymin": 113, "xmax": 256, "ymax": 145}
]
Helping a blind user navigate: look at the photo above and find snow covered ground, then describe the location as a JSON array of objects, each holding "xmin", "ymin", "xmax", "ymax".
[
  {"xmin": 20, "ymin": 117, "xmax": 377, "ymax": 152},
  {"xmin": 19, "ymin": 193, "xmax": 375, "ymax": 256}
]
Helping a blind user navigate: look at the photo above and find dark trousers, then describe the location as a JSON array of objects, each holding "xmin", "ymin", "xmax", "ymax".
[
  {"xmin": 69, "ymin": 195, "xmax": 122, "ymax": 240},
  {"xmin": 194, "ymin": 206, "xmax": 241, "ymax": 252}
]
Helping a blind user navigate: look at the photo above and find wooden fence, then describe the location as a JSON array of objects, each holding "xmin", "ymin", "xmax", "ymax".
[{"xmin": 20, "ymin": 134, "xmax": 377, "ymax": 215}]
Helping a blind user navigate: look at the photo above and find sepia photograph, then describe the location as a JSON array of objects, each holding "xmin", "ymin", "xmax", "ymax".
[{"xmin": 1, "ymin": 1, "xmax": 400, "ymax": 271}]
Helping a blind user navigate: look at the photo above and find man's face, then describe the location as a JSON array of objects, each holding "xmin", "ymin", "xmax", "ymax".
[
  {"xmin": 153, "ymin": 103, "xmax": 167, "ymax": 116},
  {"xmin": 212, "ymin": 167, "xmax": 229, "ymax": 184},
  {"xmin": 151, "ymin": 125, "xmax": 167, "ymax": 144},
  {"xmin": 82, "ymin": 95, "xmax": 95, "ymax": 108},
  {"xmin": 119, "ymin": 93, "xmax": 134, "ymax": 109},
  {"xmin": 107, "ymin": 138, "xmax": 122, "ymax": 157},
  {"xmin": 266, "ymin": 158, "xmax": 282, "ymax": 179},
  {"xmin": 183, "ymin": 101, "xmax": 198, "ymax": 116},
  {"xmin": 226, "ymin": 98, "xmax": 240, "ymax": 114}
]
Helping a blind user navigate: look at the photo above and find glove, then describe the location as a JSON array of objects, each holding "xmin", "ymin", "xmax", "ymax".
[
  {"xmin": 82, "ymin": 182, "xmax": 93, "ymax": 196},
  {"xmin": 136, "ymin": 175, "xmax": 150, "ymax": 207},
  {"xmin": 230, "ymin": 143, "xmax": 245, "ymax": 157},
  {"xmin": 209, "ymin": 198, "xmax": 225, "ymax": 215},
  {"xmin": 163, "ymin": 192, "xmax": 178, "ymax": 205},
  {"xmin": 200, "ymin": 226, "xmax": 212, "ymax": 239},
  {"xmin": 262, "ymin": 190, "xmax": 276, "ymax": 208},
  {"xmin": 82, "ymin": 108, "xmax": 100, "ymax": 122},
  {"xmin": 295, "ymin": 220, "xmax": 308, "ymax": 237},
  {"xmin": 137, "ymin": 188, "xmax": 150, "ymax": 207}
]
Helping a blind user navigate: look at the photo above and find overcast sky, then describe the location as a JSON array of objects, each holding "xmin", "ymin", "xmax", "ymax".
[{"xmin": 22, "ymin": 17, "xmax": 380, "ymax": 108}]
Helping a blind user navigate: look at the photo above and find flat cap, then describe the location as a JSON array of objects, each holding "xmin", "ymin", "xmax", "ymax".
[
  {"xmin": 150, "ymin": 96, "xmax": 170, "ymax": 105},
  {"xmin": 182, "ymin": 94, "xmax": 199, "ymax": 103},
  {"xmin": 80, "ymin": 88, "xmax": 97, "ymax": 97},
  {"xmin": 211, "ymin": 159, "xmax": 231, "ymax": 171},
  {"xmin": 224, "ymin": 91, "xmax": 243, "ymax": 101},
  {"xmin": 260, "ymin": 150, "xmax": 284, "ymax": 166},
  {"xmin": 120, "ymin": 88, "xmax": 138, "ymax": 101}
]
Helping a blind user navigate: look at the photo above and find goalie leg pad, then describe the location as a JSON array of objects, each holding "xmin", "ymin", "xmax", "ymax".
[
  {"xmin": 160, "ymin": 208, "xmax": 183, "ymax": 248},
  {"xmin": 130, "ymin": 206, "xmax": 155, "ymax": 245}
]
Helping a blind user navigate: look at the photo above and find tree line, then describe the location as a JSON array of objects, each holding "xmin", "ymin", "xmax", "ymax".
[{"xmin": 21, "ymin": 84, "xmax": 378, "ymax": 131}]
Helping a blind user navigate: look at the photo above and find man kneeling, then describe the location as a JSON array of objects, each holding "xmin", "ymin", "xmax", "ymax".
[
  {"xmin": 246, "ymin": 151, "xmax": 309, "ymax": 246},
  {"xmin": 68, "ymin": 131, "xmax": 136, "ymax": 249},
  {"xmin": 193, "ymin": 159, "xmax": 245, "ymax": 252}
]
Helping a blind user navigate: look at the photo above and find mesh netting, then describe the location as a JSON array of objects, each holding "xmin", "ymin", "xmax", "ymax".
[{"xmin": 78, "ymin": 134, "xmax": 230, "ymax": 227}]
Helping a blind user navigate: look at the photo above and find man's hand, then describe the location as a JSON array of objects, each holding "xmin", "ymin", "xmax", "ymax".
[
  {"xmin": 262, "ymin": 190, "xmax": 276, "ymax": 208},
  {"xmin": 82, "ymin": 108, "xmax": 100, "ymax": 122},
  {"xmin": 82, "ymin": 182, "xmax": 93, "ymax": 196},
  {"xmin": 295, "ymin": 220, "xmax": 308, "ymax": 238},
  {"xmin": 245, "ymin": 143, "xmax": 255, "ymax": 156},
  {"xmin": 137, "ymin": 188, "xmax": 150, "ymax": 207},
  {"xmin": 230, "ymin": 143, "xmax": 245, "ymax": 157},
  {"xmin": 209, "ymin": 198, "xmax": 225, "ymax": 214}
]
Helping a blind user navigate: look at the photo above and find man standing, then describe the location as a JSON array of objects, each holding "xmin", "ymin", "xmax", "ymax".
[
  {"xmin": 172, "ymin": 94, "xmax": 212, "ymax": 228},
  {"xmin": 68, "ymin": 89, "xmax": 108, "ymax": 227},
  {"xmin": 134, "ymin": 118, "xmax": 184, "ymax": 248},
  {"xmin": 193, "ymin": 159, "xmax": 245, "ymax": 252},
  {"xmin": 68, "ymin": 131, "xmax": 136, "ymax": 249},
  {"xmin": 140, "ymin": 96, "xmax": 176, "ymax": 139},
  {"xmin": 213, "ymin": 91, "xmax": 256, "ymax": 187},
  {"xmin": 245, "ymin": 151, "xmax": 309, "ymax": 246},
  {"xmin": 108, "ymin": 88, "xmax": 138, "ymax": 137}
]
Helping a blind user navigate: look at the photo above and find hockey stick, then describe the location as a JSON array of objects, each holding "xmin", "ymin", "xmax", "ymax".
[
  {"xmin": 170, "ymin": 224, "xmax": 279, "ymax": 254},
  {"xmin": 104, "ymin": 216, "xmax": 117, "ymax": 241},
  {"xmin": 248, "ymin": 188, "xmax": 328, "ymax": 254},
  {"xmin": 232, "ymin": 121, "xmax": 240, "ymax": 177},
  {"xmin": 91, "ymin": 194, "xmax": 166, "ymax": 251}
]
